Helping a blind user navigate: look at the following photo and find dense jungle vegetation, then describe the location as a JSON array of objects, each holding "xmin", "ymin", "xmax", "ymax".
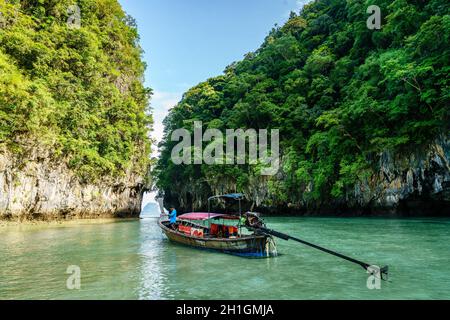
[
  {"xmin": 0, "ymin": 0, "xmax": 152, "ymax": 182},
  {"xmin": 156, "ymin": 0, "xmax": 449, "ymax": 211}
]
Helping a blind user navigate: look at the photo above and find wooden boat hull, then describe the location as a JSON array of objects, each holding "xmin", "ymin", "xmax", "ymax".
[{"xmin": 158, "ymin": 219, "xmax": 277, "ymax": 257}]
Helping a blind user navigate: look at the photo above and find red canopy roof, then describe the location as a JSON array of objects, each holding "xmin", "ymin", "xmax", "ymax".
[{"xmin": 178, "ymin": 212, "xmax": 239, "ymax": 221}]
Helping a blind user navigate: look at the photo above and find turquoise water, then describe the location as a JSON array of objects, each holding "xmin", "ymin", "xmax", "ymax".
[{"xmin": 0, "ymin": 217, "xmax": 449, "ymax": 300}]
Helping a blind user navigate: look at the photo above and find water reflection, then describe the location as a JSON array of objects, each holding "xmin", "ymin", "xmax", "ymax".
[
  {"xmin": 137, "ymin": 218, "xmax": 170, "ymax": 299},
  {"xmin": 0, "ymin": 217, "xmax": 449, "ymax": 299}
]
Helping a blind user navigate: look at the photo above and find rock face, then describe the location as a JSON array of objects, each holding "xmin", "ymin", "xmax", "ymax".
[
  {"xmin": 140, "ymin": 202, "xmax": 160, "ymax": 216},
  {"xmin": 164, "ymin": 135, "xmax": 450, "ymax": 216},
  {"xmin": 348, "ymin": 135, "xmax": 450, "ymax": 215},
  {"xmin": 0, "ymin": 150, "xmax": 146, "ymax": 221}
]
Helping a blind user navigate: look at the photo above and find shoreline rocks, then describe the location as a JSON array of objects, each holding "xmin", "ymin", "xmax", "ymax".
[{"xmin": 0, "ymin": 149, "xmax": 146, "ymax": 221}]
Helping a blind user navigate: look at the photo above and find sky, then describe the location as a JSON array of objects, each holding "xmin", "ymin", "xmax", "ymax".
[{"xmin": 118, "ymin": 0, "xmax": 309, "ymax": 206}]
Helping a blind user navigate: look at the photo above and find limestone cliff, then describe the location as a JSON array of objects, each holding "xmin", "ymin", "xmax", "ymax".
[
  {"xmin": 156, "ymin": 0, "xmax": 448, "ymax": 217},
  {"xmin": 348, "ymin": 135, "xmax": 450, "ymax": 215},
  {"xmin": 0, "ymin": 0, "xmax": 151, "ymax": 221},
  {"xmin": 0, "ymin": 149, "xmax": 146, "ymax": 221},
  {"xmin": 163, "ymin": 135, "xmax": 450, "ymax": 216}
]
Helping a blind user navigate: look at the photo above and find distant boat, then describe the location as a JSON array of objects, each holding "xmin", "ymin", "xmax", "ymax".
[{"xmin": 158, "ymin": 194, "xmax": 277, "ymax": 258}]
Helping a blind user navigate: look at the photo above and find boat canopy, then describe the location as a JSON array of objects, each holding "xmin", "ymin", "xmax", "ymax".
[
  {"xmin": 178, "ymin": 212, "xmax": 239, "ymax": 221},
  {"xmin": 207, "ymin": 193, "xmax": 244, "ymax": 201}
]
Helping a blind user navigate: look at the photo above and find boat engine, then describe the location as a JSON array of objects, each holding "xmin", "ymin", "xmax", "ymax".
[{"xmin": 242, "ymin": 212, "xmax": 266, "ymax": 229}]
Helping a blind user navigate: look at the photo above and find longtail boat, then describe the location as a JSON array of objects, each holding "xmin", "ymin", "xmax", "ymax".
[
  {"xmin": 158, "ymin": 194, "xmax": 389, "ymax": 280},
  {"xmin": 158, "ymin": 193, "xmax": 277, "ymax": 257}
]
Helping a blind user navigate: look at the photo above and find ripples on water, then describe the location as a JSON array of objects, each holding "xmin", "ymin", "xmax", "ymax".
[{"xmin": 0, "ymin": 216, "xmax": 449, "ymax": 300}]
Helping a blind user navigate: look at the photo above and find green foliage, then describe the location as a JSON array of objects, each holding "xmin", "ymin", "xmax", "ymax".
[
  {"xmin": 0, "ymin": 0, "xmax": 152, "ymax": 182},
  {"xmin": 156, "ymin": 0, "xmax": 449, "ymax": 209}
]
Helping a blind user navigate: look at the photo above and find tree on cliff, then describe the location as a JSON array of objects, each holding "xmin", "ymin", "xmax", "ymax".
[
  {"xmin": 0, "ymin": 0, "xmax": 153, "ymax": 182},
  {"xmin": 155, "ymin": 0, "xmax": 449, "ymax": 212}
]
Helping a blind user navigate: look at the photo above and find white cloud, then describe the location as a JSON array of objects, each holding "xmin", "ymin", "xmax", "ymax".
[
  {"xmin": 282, "ymin": 0, "xmax": 310, "ymax": 19},
  {"xmin": 296, "ymin": 0, "xmax": 309, "ymax": 11},
  {"xmin": 150, "ymin": 91, "xmax": 183, "ymax": 157},
  {"xmin": 152, "ymin": 91, "xmax": 182, "ymax": 111}
]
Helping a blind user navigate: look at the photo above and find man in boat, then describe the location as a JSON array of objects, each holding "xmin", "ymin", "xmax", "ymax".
[{"xmin": 168, "ymin": 207, "xmax": 177, "ymax": 229}]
